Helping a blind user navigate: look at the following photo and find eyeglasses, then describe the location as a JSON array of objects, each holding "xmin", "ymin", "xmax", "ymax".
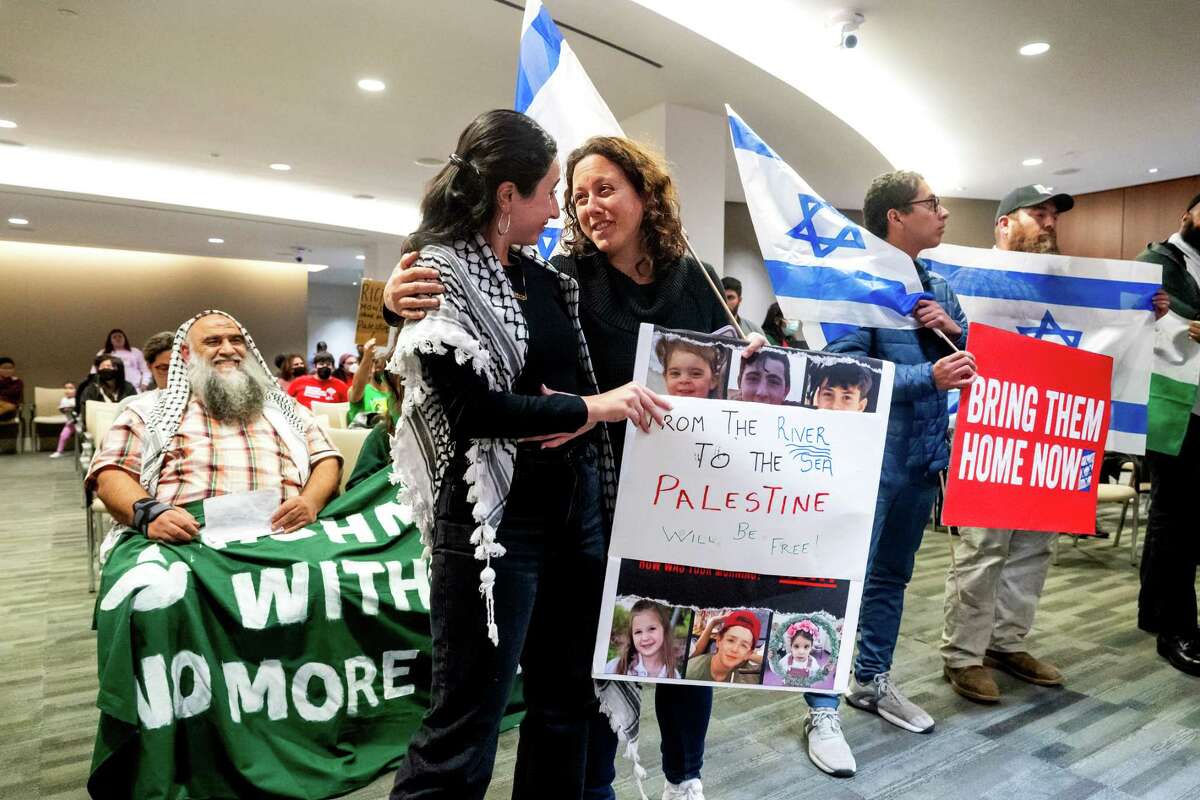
[{"xmin": 908, "ymin": 195, "xmax": 941, "ymax": 213}]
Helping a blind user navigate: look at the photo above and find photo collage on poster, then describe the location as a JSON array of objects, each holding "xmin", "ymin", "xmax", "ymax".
[{"xmin": 599, "ymin": 559, "xmax": 852, "ymax": 692}]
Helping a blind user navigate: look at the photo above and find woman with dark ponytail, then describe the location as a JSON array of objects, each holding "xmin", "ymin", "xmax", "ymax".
[{"xmin": 387, "ymin": 109, "xmax": 670, "ymax": 800}]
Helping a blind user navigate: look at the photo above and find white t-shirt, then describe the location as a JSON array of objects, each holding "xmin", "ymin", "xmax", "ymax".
[{"xmin": 605, "ymin": 655, "xmax": 680, "ymax": 679}]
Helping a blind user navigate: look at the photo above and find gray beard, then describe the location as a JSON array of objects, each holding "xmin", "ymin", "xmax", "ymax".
[{"xmin": 188, "ymin": 356, "xmax": 273, "ymax": 424}]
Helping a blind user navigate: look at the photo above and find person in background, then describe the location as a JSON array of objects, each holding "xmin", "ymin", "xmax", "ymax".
[
  {"xmin": 721, "ymin": 276, "xmax": 766, "ymax": 337},
  {"xmin": 49, "ymin": 381, "xmax": 78, "ymax": 458},
  {"xmin": 762, "ymin": 302, "xmax": 806, "ymax": 348},
  {"xmin": 344, "ymin": 350, "xmax": 404, "ymax": 492},
  {"xmin": 143, "ymin": 331, "xmax": 174, "ymax": 392},
  {"xmin": 78, "ymin": 353, "xmax": 138, "ymax": 426},
  {"xmin": 98, "ymin": 328, "xmax": 150, "ymax": 391},
  {"xmin": 1136, "ymin": 191, "xmax": 1200, "ymax": 677},
  {"xmin": 334, "ymin": 352, "xmax": 358, "ymax": 384},
  {"xmin": 313, "ymin": 340, "xmax": 329, "ymax": 365},
  {"xmin": 277, "ymin": 354, "xmax": 306, "ymax": 392},
  {"xmin": 0, "ymin": 356, "xmax": 22, "ymax": 422},
  {"xmin": 287, "ymin": 352, "xmax": 348, "ymax": 409},
  {"xmin": 816, "ymin": 170, "xmax": 973, "ymax": 777},
  {"xmin": 346, "ymin": 338, "xmax": 394, "ymax": 425}
]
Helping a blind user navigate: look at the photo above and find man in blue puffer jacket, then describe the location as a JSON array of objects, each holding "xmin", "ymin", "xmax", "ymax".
[{"xmin": 825, "ymin": 171, "xmax": 975, "ymax": 735}]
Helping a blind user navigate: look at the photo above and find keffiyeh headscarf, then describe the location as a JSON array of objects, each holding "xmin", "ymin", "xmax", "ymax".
[
  {"xmin": 139, "ymin": 309, "xmax": 309, "ymax": 494},
  {"xmin": 389, "ymin": 234, "xmax": 617, "ymax": 645}
]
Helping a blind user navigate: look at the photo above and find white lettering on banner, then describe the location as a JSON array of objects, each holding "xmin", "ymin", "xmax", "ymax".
[
  {"xmin": 319, "ymin": 561, "xmax": 342, "ymax": 620},
  {"xmin": 231, "ymin": 564, "xmax": 310, "ymax": 629},
  {"xmin": 964, "ymin": 377, "xmax": 1039, "ymax": 432},
  {"xmin": 344, "ymin": 656, "xmax": 380, "ymax": 716},
  {"xmin": 292, "ymin": 662, "xmax": 344, "ymax": 722},
  {"xmin": 386, "ymin": 559, "xmax": 430, "ymax": 611},
  {"xmin": 341, "ymin": 561, "xmax": 386, "ymax": 616},
  {"xmin": 956, "ymin": 433, "xmax": 1028, "ymax": 486},
  {"xmin": 135, "ymin": 654, "xmax": 173, "ymax": 729},
  {"xmin": 320, "ymin": 514, "xmax": 377, "ymax": 544},
  {"xmin": 1029, "ymin": 443, "xmax": 1084, "ymax": 490},
  {"xmin": 374, "ymin": 502, "xmax": 414, "ymax": 537},
  {"xmin": 270, "ymin": 527, "xmax": 317, "ymax": 543},
  {"xmin": 383, "ymin": 650, "xmax": 418, "ymax": 699},
  {"xmin": 171, "ymin": 650, "xmax": 213, "ymax": 719},
  {"xmin": 223, "ymin": 660, "xmax": 288, "ymax": 724},
  {"xmin": 1043, "ymin": 390, "xmax": 1105, "ymax": 441}
]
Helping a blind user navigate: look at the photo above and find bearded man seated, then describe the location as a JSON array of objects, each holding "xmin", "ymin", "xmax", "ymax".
[{"xmin": 87, "ymin": 310, "xmax": 342, "ymax": 554}]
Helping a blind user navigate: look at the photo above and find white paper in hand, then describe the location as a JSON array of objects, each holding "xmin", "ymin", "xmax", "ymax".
[{"xmin": 201, "ymin": 489, "xmax": 280, "ymax": 549}]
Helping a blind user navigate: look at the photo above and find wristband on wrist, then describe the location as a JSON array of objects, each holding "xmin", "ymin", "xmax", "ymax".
[{"xmin": 131, "ymin": 497, "xmax": 173, "ymax": 534}]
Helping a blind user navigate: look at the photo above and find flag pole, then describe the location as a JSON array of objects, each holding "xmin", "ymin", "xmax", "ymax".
[{"xmin": 682, "ymin": 231, "xmax": 746, "ymax": 339}]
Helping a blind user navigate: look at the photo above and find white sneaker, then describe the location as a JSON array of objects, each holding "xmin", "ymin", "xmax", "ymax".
[
  {"xmin": 845, "ymin": 672, "xmax": 934, "ymax": 733},
  {"xmin": 805, "ymin": 708, "xmax": 857, "ymax": 777},
  {"xmin": 662, "ymin": 778, "xmax": 704, "ymax": 800},
  {"xmin": 49, "ymin": 451, "xmax": 64, "ymax": 459}
]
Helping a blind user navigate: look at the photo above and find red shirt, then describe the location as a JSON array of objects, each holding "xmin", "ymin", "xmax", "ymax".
[{"xmin": 287, "ymin": 375, "xmax": 349, "ymax": 408}]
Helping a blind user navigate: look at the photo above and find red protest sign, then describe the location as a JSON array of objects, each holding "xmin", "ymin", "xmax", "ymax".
[{"xmin": 942, "ymin": 323, "xmax": 1113, "ymax": 535}]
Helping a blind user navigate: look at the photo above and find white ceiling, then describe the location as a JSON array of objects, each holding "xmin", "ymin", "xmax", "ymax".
[{"xmin": 0, "ymin": 0, "xmax": 1196, "ymax": 277}]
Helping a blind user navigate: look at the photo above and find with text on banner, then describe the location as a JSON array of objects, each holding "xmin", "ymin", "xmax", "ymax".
[
  {"xmin": 355, "ymin": 279, "xmax": 390, "ymax": 346},
  {"xmin": 942, "ymin": 323, "xmax": 1113, "ymax": 535},
  {"xmin": 593, "ymin": 324, "xmax": 893, "ymax": 693}
]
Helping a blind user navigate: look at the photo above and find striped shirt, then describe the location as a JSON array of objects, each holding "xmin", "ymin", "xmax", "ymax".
[{"xmin": 86, "ymin": 398, "xmax": 340, "ymax": 508}]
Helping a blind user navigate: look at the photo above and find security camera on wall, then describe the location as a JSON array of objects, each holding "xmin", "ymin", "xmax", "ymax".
[{"xmin": 829, "ymin": 10, "xmax": 864, "ymax": 49}]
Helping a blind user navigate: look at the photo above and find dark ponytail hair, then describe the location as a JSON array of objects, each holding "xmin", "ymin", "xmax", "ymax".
[{"xmin": 406, "ymin": 109, "xmax": 557, "ymax": 252}]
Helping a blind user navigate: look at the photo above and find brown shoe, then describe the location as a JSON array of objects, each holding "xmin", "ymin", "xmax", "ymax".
[
  {"xmin": 943, "ymin": 664, "xmax": 1000, "ymax": 703},
  {"xmin": 984, "ymin": 650, "xmax": 1063, "ymax": 686}
]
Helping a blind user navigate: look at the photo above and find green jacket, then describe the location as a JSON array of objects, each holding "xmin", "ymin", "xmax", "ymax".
[{"xmin": 1136, "ymin": 241, "xmax": 1200, "ymax": 320}]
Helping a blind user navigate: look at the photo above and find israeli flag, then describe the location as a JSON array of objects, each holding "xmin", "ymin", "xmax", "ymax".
[
  {"xmin": 925, "ymin": 243, "xmax": 1162, "ymax": 454},
  {"xmin": 514, "ymin": 0, "xmax": 623, "ymax": 259},
  {"xmin": 726, "ymin": 106, "xmax": 928, "ymax": 334}
]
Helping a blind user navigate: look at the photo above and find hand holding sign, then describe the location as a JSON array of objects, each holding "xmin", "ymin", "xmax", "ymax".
[
  {"xmin": 933, "ymin": 350, "xmax": 977, "ymax": 391},
  {"xmin": 914, "ymin": 298, "xmax": 963, "ymax": 338}
]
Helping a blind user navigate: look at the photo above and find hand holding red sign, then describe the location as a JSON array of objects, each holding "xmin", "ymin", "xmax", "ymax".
[{"xmin": 942, "ymin": 324, "xmax": 1113, "ymax": 535}]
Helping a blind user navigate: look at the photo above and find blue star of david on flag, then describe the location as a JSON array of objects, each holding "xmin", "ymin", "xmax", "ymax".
[
  {"xmin": 1015, "ymin": 309, "xmax": 1083, "ymax": 347},
  {"xmin": 1077, "ymin": 450, "xmax": 1095, "ymax": 492},
  {"xmin": 536, "ymin": 226, "xmax": 562, "ymax": 260},
  {"xmin": 786, "ymin": 194, "xmax": 867, "ymax": 258}
]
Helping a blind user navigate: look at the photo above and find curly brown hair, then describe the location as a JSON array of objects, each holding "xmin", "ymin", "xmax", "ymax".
[{"xmin": 562, "ymin": 136, "xmax": 687, "ymax": 272}]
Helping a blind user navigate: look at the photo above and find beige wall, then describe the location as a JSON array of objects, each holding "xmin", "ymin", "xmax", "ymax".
[
  {"xmin": 1057, "ymin": 175, "xmax": 1200, "ymax": 260},
  {"xmin": 939, "ymin": 197, "xmax": 999, "ymax": 249},
  {"xmin": 0, "ymin": 240, "xmax": 309, "ymax": 394}
]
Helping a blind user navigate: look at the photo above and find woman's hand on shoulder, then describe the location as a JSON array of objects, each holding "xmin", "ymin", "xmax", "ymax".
[{"xmin": 384, "ymin": 251, "xmax": 445, "ymax": 320}]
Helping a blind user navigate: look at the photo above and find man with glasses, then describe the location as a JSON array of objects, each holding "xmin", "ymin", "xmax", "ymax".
[
  {"xmin": 940, "ymin": 185, "xmax": 1075, "ymax": 704},
  {"xmin": 803, "ymin": 171, "xmax": 974, "ymax": 778},
  {"xmin": 142, "ymin": 331, "xmax": 175, "ymax": 392}
]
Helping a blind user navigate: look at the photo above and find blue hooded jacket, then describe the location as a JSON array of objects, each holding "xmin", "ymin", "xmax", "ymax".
[{"xmin": 824, "ymin": 258, "xmax": 969, "ymax": 479}]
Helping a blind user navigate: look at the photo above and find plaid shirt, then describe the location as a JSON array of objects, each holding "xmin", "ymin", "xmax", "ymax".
[{"xmin": 86, "ymin": 398, "xmax": 341, "ymax": 507}]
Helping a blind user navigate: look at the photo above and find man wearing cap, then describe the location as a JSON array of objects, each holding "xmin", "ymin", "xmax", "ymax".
[
  {"xmin": 1135, "ymin": 192, "xmax": 1200, "ymax": 676},
  {"xmin": 940, "ymin": 185, "xmax": 1074, "ymax": 703}
]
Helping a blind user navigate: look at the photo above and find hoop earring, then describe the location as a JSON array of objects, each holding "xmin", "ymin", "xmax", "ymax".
[{"xmin": 497, "ymin": 213, "xmax": 511, "ymax": 236}]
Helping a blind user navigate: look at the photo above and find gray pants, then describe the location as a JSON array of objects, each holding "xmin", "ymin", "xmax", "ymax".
[{"xmin": 940, "ymin": 527, "xmax": 1055, "ymax": 668}]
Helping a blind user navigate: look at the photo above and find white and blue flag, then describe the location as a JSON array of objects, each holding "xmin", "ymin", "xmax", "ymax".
[
  {"xmin": 726, "ymin": 105, "xmax": 928, "ymax": 336},
  {"xmin": 925, "ymin": 243, "xmax": 1162, "ymax": 454},
  {"xmin": 514, "ymin": 0, "xmax": 623, "ymax": 259}
]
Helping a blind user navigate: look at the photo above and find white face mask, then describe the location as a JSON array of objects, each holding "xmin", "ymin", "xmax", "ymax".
[{"xmin": 347, "ymin": 363, "xmax": 359, "ymax": 375}]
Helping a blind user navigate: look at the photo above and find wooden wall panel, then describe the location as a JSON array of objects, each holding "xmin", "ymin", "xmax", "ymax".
[
  {"xmin": 1121, "ymin": 176, "xmax": 1200, "ymax": 259},
  {"xmin": 1056, "ymin": 188, "xmax": 1125, "ymax": 259}
]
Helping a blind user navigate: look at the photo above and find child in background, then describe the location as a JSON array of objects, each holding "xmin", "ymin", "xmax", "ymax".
[
  {"xmin": 606, "ymin": 599, "xmax": 681, "ymax": 679},
  {"xmin": 50, "ymin": 382, "xmax": 77, "ymax": 459}
]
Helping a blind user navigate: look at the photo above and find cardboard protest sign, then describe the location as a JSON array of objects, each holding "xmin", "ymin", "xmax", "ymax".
[
  {"xmin": 89, "ymin": 470, "xmax": 524, "ymax": 800},
  {"xmin": 942, "ymin": 323, "xmax": 1113, "ymax": 534},
  {"xmin": 593, "ymin": 325, "xmax": 893, "ymax": 694},
  {"xmin": 354, "ymin": 279, "xmax": 390, "ymax": 346}
]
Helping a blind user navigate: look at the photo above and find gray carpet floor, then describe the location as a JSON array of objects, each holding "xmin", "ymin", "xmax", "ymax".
[{"xmin": 2, "ymin": 451, "xmax": 1198, "ymax": 800}]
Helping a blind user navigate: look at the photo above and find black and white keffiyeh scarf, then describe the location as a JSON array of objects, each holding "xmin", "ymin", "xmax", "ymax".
[
  {"xmin": 388, "ymin": 234, "xmax": 617, "ymax": 645},
  {"xmin": 99, "ymin": 310, "xmax": 311, "ymax": 561}
]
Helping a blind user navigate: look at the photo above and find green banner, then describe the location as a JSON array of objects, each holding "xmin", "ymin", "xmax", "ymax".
[{"xmin": 89, "ymin": 470, "xmax": 524, "ymax": 800}]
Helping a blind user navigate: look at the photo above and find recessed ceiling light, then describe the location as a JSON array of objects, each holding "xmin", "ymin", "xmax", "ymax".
[
  {"xmin": 1019, "ymin": 42, "xmax": 1050, "ymax": 56},
  {"xmin": 8, "ymin": 217, "xmax": 29, "ymax": 225},
  {"xmin": 355, "ymin": 254, "xmax": 366, "ymax": 260},
  {"xmin": 1022, "ymin": 157, "xmax": 1043, "ymax": 167},
  {"xmin": 306, "ymin": 264, "xmax": 329, "ymax": 273},
  {"xmin": 357, "ymin": 78, "xmax": 386, "ymax": 93},
  {"xmin": 58, "ymin": 8, "xmax": 79, "ymax": 16},
  {"xmin": 352, "ymin": 193, "xmax": 376, "ymax": 200},
  {"xmin": 268, "ymin": 162, "xmax": 292, "ymax": 171},
  {"xmin": 0, "ymin": 76, "xmax": 16, "ymax": 88},
  {"xmin": 414, "ymin": 157, "xmax": 443, "ymax": 168},
  {"xmin": 0, "ymin": 139, "xmax": 24, "ymax": 147},
  {"xmin": 0, "ymin": 120, "xmax": 17, "ymax": 129},
  {"xmin": 954, "ymin": 186, "xmax": 965, "ymax": 192},
  {"xmin": 352, "ymin": 281, "xmax": 359, "ymax": 286},
  {"xmin": 1148, "ymin": 167, "xmax": 1159, "ymax": 174},
  {"xmin": 207, "ymin": 237, "xmax": 224, "ymax": 244}
]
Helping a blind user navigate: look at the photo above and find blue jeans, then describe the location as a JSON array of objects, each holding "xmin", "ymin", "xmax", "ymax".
[
  {"xmin": 854, "ymin": 471, "xmax": 939, "ymax": 681},
  {"xmin": 391, "ymin": 443, "xmax": 607, "ymax": 800},
  {"xmin": 583, "ymin": 683, "xmax": 712, "ymax": 798}
]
